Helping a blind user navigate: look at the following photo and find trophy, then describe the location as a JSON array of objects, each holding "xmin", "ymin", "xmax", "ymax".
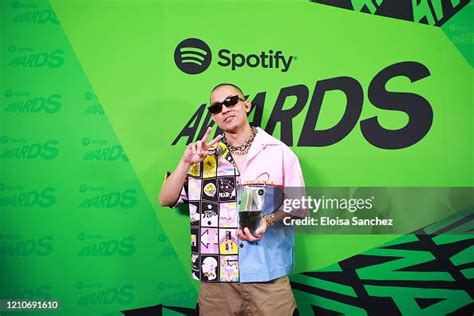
[{"xmin": 238, "ymin": 184, "xmax": 285, "ymax": 236}]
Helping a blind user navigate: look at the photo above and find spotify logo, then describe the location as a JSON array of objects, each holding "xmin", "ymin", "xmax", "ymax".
[
  {"xmin": 174, "ymin": 38, "xmax": 212, "ymax": 75},
  {"xmin": 174, "ymin": 38, "xmax": 295, "ymax": 74}
]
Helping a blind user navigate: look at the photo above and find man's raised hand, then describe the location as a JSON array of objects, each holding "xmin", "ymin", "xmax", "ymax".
[{"xmin": 182, "ymin": 127, "xmax": 223, "ymax": 165}]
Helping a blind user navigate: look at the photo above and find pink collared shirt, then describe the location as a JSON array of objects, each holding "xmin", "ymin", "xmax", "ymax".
[{"xmin": 238, "ymin": 127, "xmax": 309, "ymax": 218}]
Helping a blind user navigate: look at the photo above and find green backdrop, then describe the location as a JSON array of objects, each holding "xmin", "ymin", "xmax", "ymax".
[{"xmin": 1, "ymin": 0, "xmax": 472, "ymax": 315}]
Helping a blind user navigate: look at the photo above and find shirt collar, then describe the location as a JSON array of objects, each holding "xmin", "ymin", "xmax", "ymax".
[
  {"xmin": 239, "ymin": 127, "xmax": 281, "ymax": 173},
  {"xmin": 216, "ymin": 127, "xmax": 281, "ymax": 174},
  {"xmin": 252, "ymin": 127, "xmax": 281, "ymax": 146}
]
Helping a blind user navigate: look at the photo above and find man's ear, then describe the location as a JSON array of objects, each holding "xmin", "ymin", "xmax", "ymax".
[{"xmin": 244, "ymin": 100, "xmax": 252, "ymax": 113}]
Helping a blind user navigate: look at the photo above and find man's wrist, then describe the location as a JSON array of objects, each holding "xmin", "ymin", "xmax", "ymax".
[
  {"xmin": 263, "ymin": 214, "xmax": 275, "ymax": 228},
  {"xmin": 179, "ymin": 158, "xmax": 192, "ymax": 170}
]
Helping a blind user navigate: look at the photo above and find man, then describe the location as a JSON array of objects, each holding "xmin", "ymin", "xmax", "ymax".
[{"xmin": 159, "ymin": 83, "xmax": 308, "ymax": 315}]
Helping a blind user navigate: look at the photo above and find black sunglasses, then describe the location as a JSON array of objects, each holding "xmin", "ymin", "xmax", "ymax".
[{"xmin": 208, "ymin": 95, "xmax": 245, "ymax": 114}]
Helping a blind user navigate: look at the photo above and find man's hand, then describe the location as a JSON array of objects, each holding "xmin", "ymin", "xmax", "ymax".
[
  {"xmin": 182, "ymin": 127, "xmax": 222, "ymax": 164},
  {"xmin": 159, "ymin": 127, "xmax": 221, "ymax": 207},
  {"xmin": 237, "ymin": 220, "xmax": 268, "ymax": 242}
]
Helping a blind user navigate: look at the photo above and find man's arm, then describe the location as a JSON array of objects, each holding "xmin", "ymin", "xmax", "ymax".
[
  {"xmin": 158, "ymin": 127, "xmax": 222, "ymax": 207},
  {"xmin": 159, "ymin": 159, "xmax": 191, "ymax": 207},
  {"xmin": 272, "ymin": 208, "xmax": 293, "ymax": 223},
  {"xmin": 280, "ymin": 149, "xmax": 309, "ymax": 218}
]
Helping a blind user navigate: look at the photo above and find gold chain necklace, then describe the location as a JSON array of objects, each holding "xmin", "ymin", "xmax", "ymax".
[{"xmin": 223, "ymin": 126, "xmax": 258, "ymax": 155}]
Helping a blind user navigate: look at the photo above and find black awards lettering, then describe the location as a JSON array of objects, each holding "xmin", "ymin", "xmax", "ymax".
[{"xmin": 174, "ymin": 61, "xmax": 433, "ymax": 150}]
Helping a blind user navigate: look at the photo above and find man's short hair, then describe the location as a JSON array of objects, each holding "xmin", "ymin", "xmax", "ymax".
[{"xmin": 210, "ymin": 83, "xmax": 245, "ymax": 100}]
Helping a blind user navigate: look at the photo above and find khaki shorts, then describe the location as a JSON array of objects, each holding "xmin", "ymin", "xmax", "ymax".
[{"xmin": 198, "ymin": 276, "xmax": 296, "ymax": 316}]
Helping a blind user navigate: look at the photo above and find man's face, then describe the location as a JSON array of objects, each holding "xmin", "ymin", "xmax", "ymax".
[{"xmin": 210, "ymin": 85, "xmax": 251, "ymax": 132}]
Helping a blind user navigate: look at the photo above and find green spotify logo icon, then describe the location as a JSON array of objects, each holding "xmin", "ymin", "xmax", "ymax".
[{"xmin": 174, "ymin": 38, "xmax": 212, "ymax": 75}]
